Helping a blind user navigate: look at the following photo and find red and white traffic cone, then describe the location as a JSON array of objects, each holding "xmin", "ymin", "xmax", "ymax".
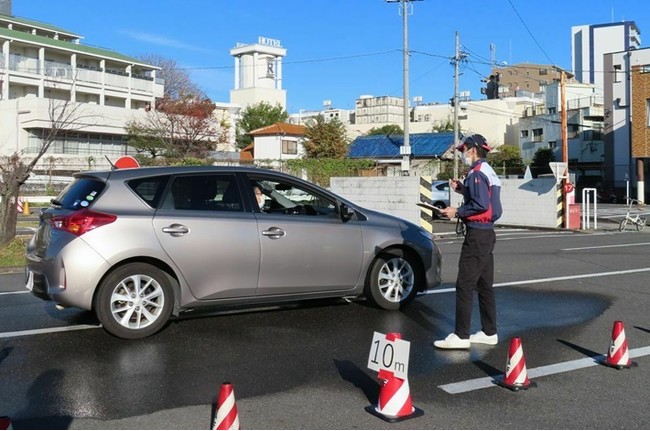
[
  {"xmin": 0, "ymin": 416, "xmax": 12, "ymax": 430},
  {"xmin": 496, "ymin": 337, "xmax": 535, "ymax": 391},
  {"xmin": 366, "ymin": 333, "xmax": 423, "ymax": 422},
  {"xmin": 601, "ymin": 321, "xmax": 633, "ymax": 369},
  {"xmin": 212, "ymin": 382, "xmax": 240, "ymax": 430}
]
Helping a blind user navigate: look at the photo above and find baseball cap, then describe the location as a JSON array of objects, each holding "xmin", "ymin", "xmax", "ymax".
[{"xmin": 456, "ymin": 134, "xmax": 492, "ymax": 152}]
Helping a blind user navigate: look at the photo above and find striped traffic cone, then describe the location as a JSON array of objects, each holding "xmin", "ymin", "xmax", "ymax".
[
  {"xmin": 601, "ymin": 321, "xmax": 633, "ymax": 369},
  {"xmin": 496, "ymin": 337, "xmax": 535, "ymax": 391},
  {"xmin": 0, "ymin": 416, "xmax": 12, "ymax": 430},
  {"xmin": 211, "ymin": 382, "xmax": 240, "ymax": 430},
  {"xmin": 366, "ymin": 333, "xmax": 423, "ymax": 422}
]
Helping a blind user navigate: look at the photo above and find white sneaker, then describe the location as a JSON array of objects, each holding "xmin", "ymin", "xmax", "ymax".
[
  {"xmin": 434, "ymin": 333, "xmax": 470, "ymax": 349},
  {"xmin": 469, "ymin": 331, "xmax": 498, "ymax": 345}
]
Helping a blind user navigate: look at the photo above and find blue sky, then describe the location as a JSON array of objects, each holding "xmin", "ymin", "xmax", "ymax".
[{"xmin": 12, "ymin": 0, "xmax": 650, "ymax": 113}]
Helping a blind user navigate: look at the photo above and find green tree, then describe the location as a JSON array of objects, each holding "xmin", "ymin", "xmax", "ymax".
[
  {"xmin": 236, "ymin": 102, "xmax": 289, "ymax": 149},
  {"xmin": 367, "ymin": 124, "xmax": 403, "ymax": 136},
  {"xmin": 530, "ymin": 147, "xmax": 555, "ymax": 177},
  {"xmin": 487, "ymin": 144, "xmax": 525, "ymax": 176},
  {"xmin": 303, "ymin": 116, "xmax": 349, "ymax": 159}
]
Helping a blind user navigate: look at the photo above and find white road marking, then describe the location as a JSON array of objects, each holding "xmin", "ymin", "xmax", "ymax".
[
  {"xmin": 562, "ymin": 242, "xmax": 650, "ymax": 251},
  {"xmin": 439, "ymin": 346, "xmax": 650, "ymax": 394},
  {"xmin": 422, "ymin": 267, "xmax": 650, "ymax": 294},
  {"xmin": 0, "ymin": 324, "xmax": 100, "ymax": 339}
]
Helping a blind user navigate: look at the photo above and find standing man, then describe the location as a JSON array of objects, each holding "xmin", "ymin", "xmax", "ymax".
[{"xmin": 434, "ymin": 134, "xmax": 503, "ymax": 349}]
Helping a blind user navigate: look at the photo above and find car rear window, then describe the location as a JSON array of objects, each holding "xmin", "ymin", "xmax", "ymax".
[{"xmin": 54, "ymin": 178, "xmax": 106, "ymax": 210}]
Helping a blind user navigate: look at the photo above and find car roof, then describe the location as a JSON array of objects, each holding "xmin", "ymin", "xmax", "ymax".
[{"xmin": 76, "ymin": 165, "xmax": 290, "ymax": 181}]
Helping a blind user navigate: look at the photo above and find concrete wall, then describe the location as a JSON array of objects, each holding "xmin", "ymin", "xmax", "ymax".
[{"xmin": 330, "ymin": 176, "xmax": 560, "ymax": 229}]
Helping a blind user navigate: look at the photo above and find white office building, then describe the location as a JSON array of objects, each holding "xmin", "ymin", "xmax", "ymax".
[
  {"xmin": 0, "ymin": 10, "xmax": 164, "ymax": 170},
  {"xmin": 572, "ymin": 21, "xmax": 641, "ymax": 94}
]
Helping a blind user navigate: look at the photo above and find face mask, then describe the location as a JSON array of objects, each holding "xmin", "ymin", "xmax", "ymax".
[{"xmin": 463, "ymin": 156, "xmax": 472, "ymax": 166}]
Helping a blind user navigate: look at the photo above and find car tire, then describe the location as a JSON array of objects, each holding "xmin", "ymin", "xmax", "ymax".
[
  {"xmin": 433, "ymin": 202, "xmax": 446, "ymax": 209},
  {"xmin": 365, "ymin": 249, "xmax": 421, "ymax": 310},
  {"xmin": 95, "ymin": 263, "xmax": 174, "ymax": 339}
]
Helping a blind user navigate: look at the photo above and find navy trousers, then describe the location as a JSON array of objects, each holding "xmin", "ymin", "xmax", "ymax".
[{"xmin": 454, "ymin": 227, "xmax": 497, "ymax": 339}]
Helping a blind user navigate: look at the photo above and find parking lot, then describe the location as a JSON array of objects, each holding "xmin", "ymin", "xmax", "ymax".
[{"xmin": 1, "ymin": 223, "xmax": 649, "ymax": 429}]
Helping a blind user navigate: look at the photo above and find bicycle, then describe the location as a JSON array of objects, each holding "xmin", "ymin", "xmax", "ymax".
[{"xmin": 618, "ymin": 197, "xmax": 647, "ymax": 232}]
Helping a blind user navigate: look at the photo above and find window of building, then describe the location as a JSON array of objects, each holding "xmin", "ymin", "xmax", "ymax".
[
  {"xmin": 282, "ymin": 140, "xmax": 298, "ymax": 155},
  {"xmin": 548, "ymin": 107, "xmax": 556, "ymax": 115},
  {"xmin": 539, "ymin": 68, "xmax": 548, "ymax": 75},
  {"xmin": 614, "ymin": 64, "xmax": 622, "ymax": 83},
  {"xmin": 520, "ymin": 130, "xmax": 529, "ymax": 138},
  {"xmin": 532, "ymin": 128, "xmax": 543, "ymax": 142},
  {"xmin": 548, "ymin": 141, "xmax": 557, "ymax": 150}
]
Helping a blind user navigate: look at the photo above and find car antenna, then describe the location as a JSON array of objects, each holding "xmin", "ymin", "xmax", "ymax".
[{"xmin": 105, "ymin": 155, "xmax": 116, "ymax": 170}]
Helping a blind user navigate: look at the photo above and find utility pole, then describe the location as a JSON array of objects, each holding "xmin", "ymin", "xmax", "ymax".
[
  {"xmin": 561, "ymin": 71, "xmax": 569, "ymax": 228},
  {"xmin": 452, "ymin": 32, "xmax": 467, "ymax": 179},
  {"xmin": 387, "ymin": 0, "xmax": 420, "ymax": 175}
]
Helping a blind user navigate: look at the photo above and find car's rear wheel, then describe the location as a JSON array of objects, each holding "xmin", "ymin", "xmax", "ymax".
[
  {"xmin": 365, "ymin": 249, "xmax": 420, "ymax": 310},
  {"xmin": 95, "ymin": 263, "xmax": 173, "ymax": 339}
]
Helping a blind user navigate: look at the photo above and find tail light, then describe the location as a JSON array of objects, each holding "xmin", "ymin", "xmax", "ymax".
[{"xmin": 49, "ymin": 209, "xmax": 117, "ymax": 236}]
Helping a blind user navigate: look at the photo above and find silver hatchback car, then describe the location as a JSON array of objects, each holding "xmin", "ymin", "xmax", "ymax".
[{"xmin": 26, "ymin": 166, "xmax": 441, "ymax": 339}]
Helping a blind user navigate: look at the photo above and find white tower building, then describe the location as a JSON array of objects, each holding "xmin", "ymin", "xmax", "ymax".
[
  {"xmin": 230, "ymin": 36, "xmax": 286, "ymax": 109},
  {"xmin": 572, "ymin": 21, "xmax": 641, "ymax": 94}
]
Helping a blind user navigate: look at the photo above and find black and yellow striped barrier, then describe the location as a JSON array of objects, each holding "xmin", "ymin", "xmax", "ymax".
[
  {"xmin": 556, "ymin": 182, "xmax": 564, "ymax": 228},
  {"xmin": 419, "ymin": 176, "xmax": 434, "ymax": 233}
]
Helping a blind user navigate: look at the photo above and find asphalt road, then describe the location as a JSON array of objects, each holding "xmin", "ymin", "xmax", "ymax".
[{"xmin": 1, "ymin": 224, "xmax": 649, "ymax": 429}]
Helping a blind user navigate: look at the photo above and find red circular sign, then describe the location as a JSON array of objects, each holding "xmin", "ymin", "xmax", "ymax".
[
  {"xmin": 114, "ymin": 156, "xmax": 140, "ymax": 169},
  {"xmin": 564, "ymin": 182, "xmax": 574, "ymax": 194}
]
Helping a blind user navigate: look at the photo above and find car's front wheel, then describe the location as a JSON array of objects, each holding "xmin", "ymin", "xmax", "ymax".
[
  {"xmin": 365, "ymin": 250, "xmax": 421, "ymax": 310},
  {"xmin": 95, "ymin": 263, "xmax": 174, "ymax": 339}
]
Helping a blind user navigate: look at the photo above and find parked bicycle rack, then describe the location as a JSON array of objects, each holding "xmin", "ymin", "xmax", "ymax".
[{"xmin": 582, "ymin": 188, "xmax": 597, "ymax": 230}]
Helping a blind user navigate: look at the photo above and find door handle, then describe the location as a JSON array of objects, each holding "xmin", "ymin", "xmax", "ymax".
[
  {"xmin": 162, "ymin": 224, "xmax": 189, "ymax": 237},
  {"xmin": 262, "ymin": 227, "xmax": 286, "ymax": 239}
]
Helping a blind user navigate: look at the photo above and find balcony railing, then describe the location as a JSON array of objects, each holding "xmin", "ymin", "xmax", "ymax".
[{"xmin": 3, "ymin": 54, "xmax": 160, "ymax": 94}]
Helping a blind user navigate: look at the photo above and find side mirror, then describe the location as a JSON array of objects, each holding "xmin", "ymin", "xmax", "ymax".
[{"xmin": 339, "ymin": 203, "xmax": 355, "ymax": 222}]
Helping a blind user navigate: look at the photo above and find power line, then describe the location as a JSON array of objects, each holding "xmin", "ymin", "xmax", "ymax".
[{"xmin": 507, "ymin": 0, "xmax": 554, "ymax": 65}]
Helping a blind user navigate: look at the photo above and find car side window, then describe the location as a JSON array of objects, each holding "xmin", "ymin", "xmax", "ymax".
[
  {"xmin": 127, "ymin": 176, "xmax": 170, "ymax": 208},
  {"xmin": 162, "ymin": 174, "xmax": 242, "ymax": 212},
  {"xmin": 250, "ymin": 177, "xmax": 336, "ymax": 216}
]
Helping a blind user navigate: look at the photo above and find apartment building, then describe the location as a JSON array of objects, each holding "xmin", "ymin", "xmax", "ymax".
[
  {"xmin": 0, "ymin": 12, "xmax": 163, "ymax": 169},
  {"xmin": 490, "ymin": 63, "xmax": 570, "ymax": 98},
  {"xmin": 604, "ymin": 47, "xmax": 650, "ymax": 202},
  {"xmin": 572, "ymin": 21, "xmax": 641, "ymax": 95}
]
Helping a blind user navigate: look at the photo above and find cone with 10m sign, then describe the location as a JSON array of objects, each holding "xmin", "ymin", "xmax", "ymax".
[
  {"xmin": 365, "ymin": 332, "xmax": 423, "ymax": 422},
  {"xmin": 496, "ymin": 337, "xmax": 536, "ymax": 391}
]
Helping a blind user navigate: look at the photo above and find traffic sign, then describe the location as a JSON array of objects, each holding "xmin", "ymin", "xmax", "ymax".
[{"xmin": 367, "ymin": 331, "xmax": 410, "ymax": 380}]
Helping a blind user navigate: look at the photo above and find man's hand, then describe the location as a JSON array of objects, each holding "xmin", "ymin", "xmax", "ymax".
[
  {"xmin": 449, "ymin": 179, "xmax": 464, "ymax": 194},
  {"xmin": 440, "ymin": 206, "xmax": 457, "ymax": 219}
]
